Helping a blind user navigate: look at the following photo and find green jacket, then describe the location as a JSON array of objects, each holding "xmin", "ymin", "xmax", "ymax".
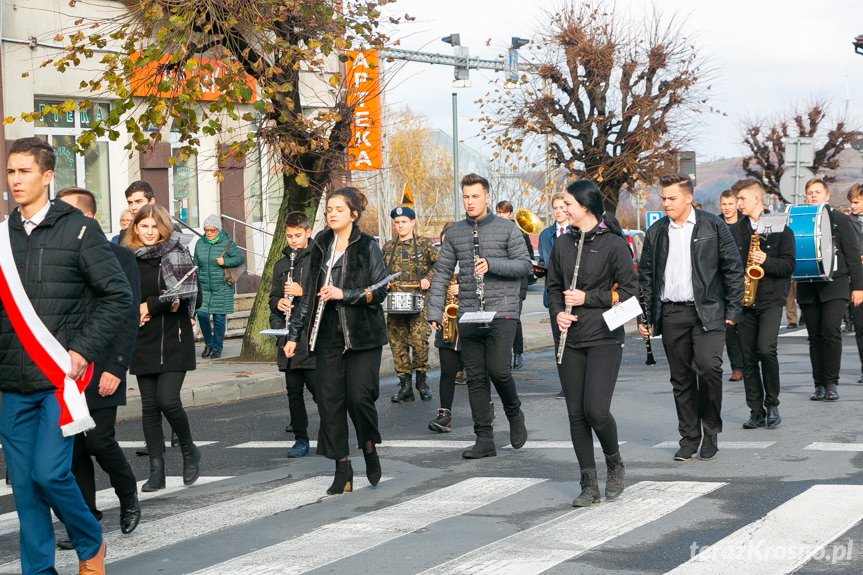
[
  {"xmin": 193, "ymin": 231, "xmax": 245, "ymax": 314},
  {"xmin": 381, "ymin": 235, "xmax": 437, "ymax": 292}
]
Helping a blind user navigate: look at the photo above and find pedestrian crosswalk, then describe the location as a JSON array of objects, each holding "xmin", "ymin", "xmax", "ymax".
[{"xmin": 1, "ymin": 473, "xmax": 861, "ymax": 574}]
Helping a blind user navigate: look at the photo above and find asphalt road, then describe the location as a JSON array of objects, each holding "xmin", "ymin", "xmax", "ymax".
[{"xmin": 2, "ymin": 327, "xmax": 863, "ymax": 574}]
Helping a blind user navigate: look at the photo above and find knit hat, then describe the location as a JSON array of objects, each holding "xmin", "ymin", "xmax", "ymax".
[
  {"xmin": 204, "ymin": 214, "xmax": 222, "ymax": 231},
  {"xmin": 390, "ymin": 206, "xmax": 416, "ymax": 220}
]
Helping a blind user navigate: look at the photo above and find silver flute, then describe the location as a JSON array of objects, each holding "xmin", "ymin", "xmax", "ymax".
[
  {"xmin": 473, "ymin": 226, "xmax": 485, "ymax": 312},
  {"xmin": 283, "ymin": 250, "xmax": 296, "ymax": 327},
  {"xmin": 557, "ymin": 230, "xmax": 586, "ymax": 365},
  {"xmin": 309, "ymin": 241, "xmax": 339, "ymax": 352}
]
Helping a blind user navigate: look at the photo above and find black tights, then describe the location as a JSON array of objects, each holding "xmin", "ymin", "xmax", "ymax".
[
  {"xmin": 138, "ymin": 371, "xmax": 193, "ymax": 457},
  {"xmin": 557, "ymin": 344, "xmax": 622, "ymax": 470},
  {"xmin": 438, "ymin": 348, "xmax": 462, "ymax": 411}
]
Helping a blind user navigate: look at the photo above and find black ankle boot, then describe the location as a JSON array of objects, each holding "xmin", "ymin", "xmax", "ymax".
[
  {"xmin": 180, "ymin": 442, "xmax": 201, "ymax": 486},
  {"xmin": 141, "ymin": 457, "xmax": 165, "ymax": 492},
  {"xmin": 119, "ymin": 493, "xmax": 141, "ymax": 534},
  {"xmin": 391, "ymin": 374, "xmax": 415, "ymax": 403},
  {"xmin": 572, "ymin": 467, "xmax": 600, "ymax": 507},
  {"xmin": 327, "ymin": 460, "xmax": 354, "ymax": 495},
  {"xmin": 363, "ymin": 444, "xmax": 382, "ymax": 487},
  {"xmin": 604, "ymin": 452, "xmax": 625, "ymax": 500},
  {"xmin": 415, "ymin": 371, "xmax": 432, "ymax": 401}
]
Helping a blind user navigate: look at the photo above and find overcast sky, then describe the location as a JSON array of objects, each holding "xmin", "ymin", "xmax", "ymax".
[{"xmin": 379, "ymin": 0, "xmax": 863, "ymax": 164}]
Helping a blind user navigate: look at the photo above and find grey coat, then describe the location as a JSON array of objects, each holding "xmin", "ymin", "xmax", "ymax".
[{"xmin": 428, "ymin": 210, "xmax": 531, "ymax": 324}]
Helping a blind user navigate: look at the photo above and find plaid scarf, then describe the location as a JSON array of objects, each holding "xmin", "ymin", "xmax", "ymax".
[{"xmin": 135, "ymin": 232, "xmax": 198, "ymax": 316}]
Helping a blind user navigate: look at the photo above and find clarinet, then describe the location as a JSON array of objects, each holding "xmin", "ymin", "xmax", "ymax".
[
  {"xmin": 639, "ymin": 287, "xmax": 657, "ymax": 366},
  {"xmin": 472, "ymin": 225, "xmax": 485, "ymax": 312},
  {"xmin": 283, "ymin": 250, "xmax": 296, "ymax": 328},
  {"xmin": 309, "ymin": 241, "xmax": 339, "ymax": 352},
  {"xmin": 557, "ymin": 230, "xmax": 586, "ymax": 365}
]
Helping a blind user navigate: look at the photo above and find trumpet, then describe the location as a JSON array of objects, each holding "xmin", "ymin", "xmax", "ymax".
[
  {"xmin": 442, "ymin": 275, "xmax": 458, "ymax": 343},
  {"xmin": 514, "ymin": 208, "xmax": 543, "ymax": 235}
]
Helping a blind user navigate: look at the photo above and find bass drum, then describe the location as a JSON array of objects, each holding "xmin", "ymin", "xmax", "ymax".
[{"xmin": 785, "ymin": 203, "xmax": 835, "ymax": 281}]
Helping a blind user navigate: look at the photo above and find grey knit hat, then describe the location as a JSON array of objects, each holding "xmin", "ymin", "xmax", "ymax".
[{"xmin": 204, "ymin": 214, "xmax": 222, "ymax": 231}]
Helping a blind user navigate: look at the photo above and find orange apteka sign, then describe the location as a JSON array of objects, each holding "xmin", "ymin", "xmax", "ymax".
[
  {"xmin": 346, "ymin": 50, "xmax": 382, "ymax": 170},
  {"xmin": 130, "ymin": 54, "xmax": 256, "ymax": 103}
]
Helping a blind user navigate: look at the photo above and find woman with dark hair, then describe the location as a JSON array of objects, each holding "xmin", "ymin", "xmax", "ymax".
[
  {"xmin": 546, "ymin": 179, "xmax": 638, "ymax": 507},
  {"xmin": 123, "ymin": 204, "xmax": 202, "ymax": 492},
  {"xmin": 284, "ymin": 187, "xmax": 388, "ymax": 494}
]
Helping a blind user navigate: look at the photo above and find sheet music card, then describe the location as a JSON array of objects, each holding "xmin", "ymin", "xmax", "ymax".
[
  {"xmin": 602, "ymin": 297, "xmax": 642, "ymax": 331},
  {"xmin": 459, "ymin": 311, "xmax": 497, "ymax": 324},
  {"xmin": 756, "ymin": 214, "xmax": 788, "ymax": 235}
]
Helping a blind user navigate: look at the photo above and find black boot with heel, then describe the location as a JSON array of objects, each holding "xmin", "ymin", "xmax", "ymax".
[
  {"xmin": 141, "ymin": 457, "xmax": 165, "ymax": 492},
  {"xmin": 327, "ymin": 459, "xmax": 354, "ymax": 495},
  {"xmin": 363, "ymin": 442, "xmax": 382, "ymax": 487}
]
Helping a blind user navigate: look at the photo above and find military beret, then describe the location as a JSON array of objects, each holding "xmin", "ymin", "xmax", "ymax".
[{"xmin": 390, "ymin": 206, "xmax": 416, "ymax": 220}]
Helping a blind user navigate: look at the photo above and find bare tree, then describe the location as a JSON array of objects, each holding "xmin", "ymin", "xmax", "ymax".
[{"xmin": 478, "ymin": 1, "xmax": 713, "ymax": 213}]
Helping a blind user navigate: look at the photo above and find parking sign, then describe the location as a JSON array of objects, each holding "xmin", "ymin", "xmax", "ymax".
[{"xmin": 646, "ymin": 211, "xmax": 663, "ymax": 227}]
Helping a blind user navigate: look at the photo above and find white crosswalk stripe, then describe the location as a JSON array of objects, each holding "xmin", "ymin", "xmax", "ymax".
[
  {"xmin": 665, "ymin": 484, "xmax": 863, "ymax": 574},
  {"xmin": 229, "ymin": 439, "xmax": 624, "ymax": 450},
  {"xmin": 652, "ymin": 441, "xmax": 775, "ymax": 449},
  {"xmin": 804, "ymin": 442, "xmax": 863, "ymax": 452},
  {"xmin": 186, "ymin": 476, "xmax": 544, "ymax": 575},
  {"xmin": 117, "ymin": 441, "xmax": 219, "ymax": 449},
  {"xmin": 419, "ymin": 481, "xmax": 725, "ymax": 575}
]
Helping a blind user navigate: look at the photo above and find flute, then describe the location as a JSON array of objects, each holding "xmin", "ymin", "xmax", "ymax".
[
  {"xmin": 639, "ymin": 287, "xmax": 657, "ymax": 366},
  {"xmin": 309, "ymin": 242, "xmax": 339, "ymax": 352},
  {"xmin": 284, "ymin": 250, "xmax": 296, "ymax": 327},
  {"xmin": 556, "ymin": 230, "xmax": 586, "ymax": 365}
]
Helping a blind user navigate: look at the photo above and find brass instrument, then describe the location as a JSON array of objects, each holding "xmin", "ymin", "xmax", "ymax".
[
  {"xmin": 442, "ymin": 275, "xmax": 459, "ymax": 343},
  {"xmin": 515, "ymin": 208, "xmax": 543, "ymax": 235},
  {"xmin": 742, "ymin": 233, "xmax": 765, "ymax": 307}
]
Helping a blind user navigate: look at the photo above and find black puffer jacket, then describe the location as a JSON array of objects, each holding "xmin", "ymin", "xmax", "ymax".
[
  {"xmin": 0, "ymin": 200, "xmax": 132, "ymax": 394},
  {"xmin": 288, "ymin": 226, "xmax": 388, "ymax": 352},
  {"xmin": 730, "ymin": 216, "xmax": 795, "ymax": 309},
  {"xmin": 547, "ymin": 225, "xmax": 638, "ymax": 348},
  {"xmin": 270, "ymin": 241, "xmax": 316, "ymax": 370},
  {"xmin": 638, "ymin": 209, "xmax": 744, "ymax": 335}
]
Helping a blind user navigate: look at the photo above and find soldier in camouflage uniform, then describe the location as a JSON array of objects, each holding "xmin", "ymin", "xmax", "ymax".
[{"xmin": 384, "ymin": 206, "xmax": 438, "ymax": 402}]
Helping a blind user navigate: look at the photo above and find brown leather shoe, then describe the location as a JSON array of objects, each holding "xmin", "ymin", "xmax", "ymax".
[
  {"xmin": 729, "ymin": 369, "xmax": 743, "ymax": 382},
  {"xmin": 79, "ymin": 540, "xmax": 105, "ymax": 575}
]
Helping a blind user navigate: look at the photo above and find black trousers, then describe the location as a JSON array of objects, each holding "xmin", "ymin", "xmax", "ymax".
[
  {"xmin": 71, "ymin": 406, "xmax": 137, "ymax": 518},
  {"xmin": 138, "ymin": 371, "xmax": 193, "ymax": 457},
  {"xmin": 557, "ymin": 343, "xmax": 622, "ymax": 470},
  {"xmin": 512, "ymin": 298, "xmax": 525, "ymax": 355},
  {"xmin": 438, "ymin": 348, "xmax": 460, "ymax": 411},
  {"xmin": 800, "ymin": 297, "xmax": 847, "ymax": 388},
  {"xmin": 460, "ymin": 318, "xmax": 522, "ymax": 441},
  {"xmin": 738, "ymin": 306, "xmax": 783, "ymax": 415},
  {"xmin": 724, "ymin": 322, "xmax": 744, "ymax": 371},
  {"xmin": 660, "ymin": 304, "xmax": 725, "ymax": 449},
  {"xmin": 851, "ymin": 301, "xmax": 863, "ymax": 374},
  {"xmin": 315, "ymin": 327, "xmax": 382, "ymax": 460},
  {"xmin": 285, "ymin": 367, "xmax": 317, "ymax": 442}
]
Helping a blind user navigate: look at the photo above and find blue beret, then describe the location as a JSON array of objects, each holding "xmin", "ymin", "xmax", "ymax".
[{"xmin": 390, "ymin": 206, "xmax": 416, "ymax": 220}]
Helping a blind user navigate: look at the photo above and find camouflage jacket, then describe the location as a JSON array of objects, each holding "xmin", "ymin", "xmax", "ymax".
[{"xmin": 382, "ymin": 235, "xmax": 438, "ymax": 292}]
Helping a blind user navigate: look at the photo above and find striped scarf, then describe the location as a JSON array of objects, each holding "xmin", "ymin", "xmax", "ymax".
[{"xmin": 135, "ymin": 232, "xmax": 198, "ymax": 316}]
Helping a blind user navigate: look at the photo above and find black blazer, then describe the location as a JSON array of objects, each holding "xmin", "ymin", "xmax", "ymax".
[
  {"xmin": 797, "ymin": 208, "xmax": 863, "ymax": 304},
  {"xmin": 731, "ymin": 216, "xmax": 796, "ymax": 309}
]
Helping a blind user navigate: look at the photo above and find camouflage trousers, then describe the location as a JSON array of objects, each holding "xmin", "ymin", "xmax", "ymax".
[{"xmin": 387, "ymin": 312, "xmax": 431, "ymax": 376}]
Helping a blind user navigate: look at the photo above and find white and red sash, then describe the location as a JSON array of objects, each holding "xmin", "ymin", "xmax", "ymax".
[{"xmin": 0, "ymin": 220, "xmax": 95, "ymax": 436}]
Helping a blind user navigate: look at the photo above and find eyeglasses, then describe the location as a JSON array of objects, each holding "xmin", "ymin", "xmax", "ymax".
[{"xmin": 203, "ymin": 228, "xmax": 219, "ymax": 233}]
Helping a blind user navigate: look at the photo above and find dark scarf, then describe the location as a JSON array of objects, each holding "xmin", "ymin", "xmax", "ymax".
[{"xmin": 135, "ymin": 232, "xmax": 198, "ymax": 315}]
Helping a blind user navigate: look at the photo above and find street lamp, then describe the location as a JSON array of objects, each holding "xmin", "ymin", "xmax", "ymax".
[{"xmin": 443, "ymin": 33, "xmax": 470, "ymax": 219}]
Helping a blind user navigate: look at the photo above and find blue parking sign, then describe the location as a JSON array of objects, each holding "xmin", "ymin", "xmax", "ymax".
[{"xmin": 646, "ymin": 211, "xmax": 663, "ymax": 227}]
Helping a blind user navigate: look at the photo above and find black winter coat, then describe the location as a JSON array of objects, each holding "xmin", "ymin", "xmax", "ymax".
[
  {"xmin": 730, "ymin": 216, "xmax": 796, "ymax": 309},
  {"xmin": 288, "ymin": 226, "xmax": 388, "ymax": 352},
  {"xmin": 638, "ymin": 209, "xmax": 744, "ymax": 335},
  {"xmin": 130, "ymin": 252, "xmax": 200, "ymax": 375},
  {"xmin": 0, "ymin": 200, "xmax": 132, "ymax": 394},
  {"xmin": 547, "ymin": 225, "xmax": 638, "ymax": 348},
  {"xmin": 796, "ymin": 207, "xmax": 863, "ymax": 304},
  {"xmin": 87, "ymin": 243, "xmax": 140, "ymax": 409},
  {"xmin": 270, "ymin": 241, "xmax": 316, "ymax": 370}
]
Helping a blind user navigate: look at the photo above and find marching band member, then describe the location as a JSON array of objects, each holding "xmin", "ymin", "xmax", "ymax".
[
  {"xmin": 383, "ymin": 205, "xmax": 437, "ymax": 403},
  {"xmin": 124, "ymin": 204, "xmax": 203, "ymax": 492},
  {"xmin": 284, "ymin": 188, "xmax": 387, "ymax": 495},
  {"xmin": 719, "ymin": 189, "xmax": 745, "ymax": 382},
  {"xmin": 638, "ymin": 174, "xmax": 744, "ymax": 462},
  {"xmin": 495, "ymin": 201, "xmax": 532, "ymax": 370},
  {"xmin": 547, "ymin": 180, "xmax": 637, "ymax": 507},
  {"xmin": 730, "ymin": 180, "xmax": 795, "ymax": 429},
  {"xmin": 428, "ymin": 173, "xmax": 531, "ymax": 459},
  {"xmin": 847, "ymin": 183, "xmax": 863, "ymax": 383},
  {"xmin": 269, "ymin": 211, "xmax": 317, "ymax": 458},
  {"xmin": 538, "ymin": 192, "xmax": 570, "ymax": 399},
  {"xmin": 797, "ymin": 179, "xmax": 863, "ymax": 401}
]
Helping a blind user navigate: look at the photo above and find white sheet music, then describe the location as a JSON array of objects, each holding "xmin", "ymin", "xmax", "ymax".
[
  {"xmin": 459, "ymin": 311, "xmax": 497, "ymax": 324},
  {"xmin": 602, "ymin": 297, "xmax": 642, "ymax": 331},
  {"xmin": 756, "ymin": 214, "xmax": 788, "ymax": 234}
]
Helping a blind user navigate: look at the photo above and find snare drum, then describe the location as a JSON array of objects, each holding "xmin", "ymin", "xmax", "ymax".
[
  {"xmin": 785, "ymin": 203, "xmax": 835, "ymax": 281},
  {"xmin": 383, "ymin": 292, "xmax": 425, "ymax": 314}
]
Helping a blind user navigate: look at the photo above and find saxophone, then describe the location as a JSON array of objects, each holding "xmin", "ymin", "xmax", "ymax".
[
  {"xmin": 442, "ymin": 275, "xmax": 458, "ymax": 343},
  {"xmin": 742, "ymin": 233, "xmax": 764, "ymax": 307}
]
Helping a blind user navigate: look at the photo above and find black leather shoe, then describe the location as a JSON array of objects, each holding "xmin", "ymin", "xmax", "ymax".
[
  {"xmin": 765, "ymin": 406, "xmax": 781, "ymax": 429},
  {"xmin": 56, "ymin": 539, "xmax": 74, "ymax": 550},
  {"xmin": 512, "ymin": 354, "xmax": 523, "ymax": 370},
  {"xmin": 415, "ymin": 371, "xmax": 432, "ymax": 402},
  {"xmin": 825, "ymin": 386, "xmax": 839, "ymax": 401},
  {"xmin": 786, "ymin": 322, "xmax": 797, "ymax": 329},
  {"xmin": 181, "ymin": 443, "xmax": 201, "ymax": 485},
  {"xmin": 508, "ymin": 410, "xmax": 527, "ymax": 449},
  {"xmin": 201, "ymin": 346, "xmax": 212, "ymax": 358},
  {"xmin": 391, "ymin": 374, "xmax": 415, "ymax": 403},
  {"xmin": 209, "ymin": 350, "xmax": 222, "ymax": 359},
  {"xmin": 700, "ymin": 434, "xmax": 718, "ymax": 461},
  {"xmin": 461, "ymin": 439, "xmax": 497, "ymax": 459},
  {"xmin": 810, "ymin": 386, "xmax": 826, "ymax": 401},
  {"xmin": 742, "ymin": 413, "xmax": 766, "ymax": 429},
  {"xmin": 119, "ymin": 494, "xmax": 141, "ymax": 534},
  {"xmin": 673, "ymin": 445, "xmax": 697, "ymax": 461},
  {"xmin": 135, "ymin": 447, "xmax": 149, "ymax": 457}
]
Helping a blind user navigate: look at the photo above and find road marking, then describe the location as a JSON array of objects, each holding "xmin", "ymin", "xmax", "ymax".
[
  {"xmin": 665, "ymin": 484, "xmax": 863, "ymax": 575},
  {"xmin": 229, "ymin": 440, "xmax": 624, "ymax": 450},
  {"xmin": 804, "ymin": 442, "xmax": 863, "ymax": 452},
  {"xmin": 778, "ymin": 329, "xmax": 808, "ymax": 337},
  {"xmin": 418, "ymin": 480, "xmax": 724, "ymax": 575},
  {"xmin": 0, "ymin": 476, "xmax": 231, "ymax": 538},
  {"xmin": 117, "ymin": 441, "xmax": 219, "ymax": 449},
  {"xmin": 653, "ymin": 441, "xmax": 775, "ymax": 449},
  {"xmin": 0, "ymin": 475, "xmax": 386, "ymax": 573},
  {"xmin": 187, "ymin": 476, "xmax": 545, "ymax": 575}
]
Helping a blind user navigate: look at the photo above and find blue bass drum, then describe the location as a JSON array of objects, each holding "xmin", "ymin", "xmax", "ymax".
[{"xmin": 785, "ymin": 203, "xmax": 835, "ymax": 281}]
